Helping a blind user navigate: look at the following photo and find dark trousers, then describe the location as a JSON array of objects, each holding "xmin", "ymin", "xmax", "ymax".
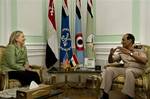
[{"xmin": 8, "ymin": 70, "xmax": 41, "ymax": 86}]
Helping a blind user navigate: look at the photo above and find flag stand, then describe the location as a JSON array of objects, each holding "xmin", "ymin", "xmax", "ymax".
[
  {"xmin": 63, "ymin": 49, "xmax": 71, "ymax": 72},
  {"xmin": 47, "ymin": 66, "xmax": 58, "ymax": 72}
]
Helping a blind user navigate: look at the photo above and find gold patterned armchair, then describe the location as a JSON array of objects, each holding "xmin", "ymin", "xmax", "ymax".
[
  {"xmin": 105, "ymin": 45, "xmax": 150, "ymax": 99},
  {"xmin": 0, "ymin": 46, "xmax": 43, "ymax": 90}
]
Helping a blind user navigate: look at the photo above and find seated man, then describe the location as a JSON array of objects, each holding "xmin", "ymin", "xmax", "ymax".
[{"xmin": 100, "ymin": 33, "xmax": 148, "ymax": 99}]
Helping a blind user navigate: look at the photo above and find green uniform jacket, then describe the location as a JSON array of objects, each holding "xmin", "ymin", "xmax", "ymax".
[{"xmin": 1, "ymin": 44, "xmax": 29, "ymax": 71}]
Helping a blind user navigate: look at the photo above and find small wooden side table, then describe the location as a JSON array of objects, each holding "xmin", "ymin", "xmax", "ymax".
[{"xmin": 48, "ymin": 69, "xmax": 102, "ymax": 89}]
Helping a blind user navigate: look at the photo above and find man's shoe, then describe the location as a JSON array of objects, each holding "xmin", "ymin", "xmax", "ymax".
[
  {"xmin": 127, "ymin": 95, "xmax": 134, "ymax": 99},
  {"xmin": 100, "ymin": 92, "xmax": 109, "ymax": 99}
]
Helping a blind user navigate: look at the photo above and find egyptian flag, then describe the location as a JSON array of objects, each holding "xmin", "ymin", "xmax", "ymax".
[
  {"xmin": 75, "ymin": 0, "xmax": 84, "ymax": 64},
  {"xmin": 86, "ymin": 0, "xmax": 95, "ymax": 59},
  {"xmin": 45, "ymin": 0, "xmax": 58, "ymax": 68},
  {"xmin": 60, "ymin": 0, "xmax": 73, "ymax": 66},
  {"xmin": 70, "ymin": 54, "xmax": 79, "ymax": 67}
]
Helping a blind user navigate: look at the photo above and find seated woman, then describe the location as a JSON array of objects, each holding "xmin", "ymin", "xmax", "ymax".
[{"xmin": 1, "ymin": 30, "xmax": 41, "ymax": 86}]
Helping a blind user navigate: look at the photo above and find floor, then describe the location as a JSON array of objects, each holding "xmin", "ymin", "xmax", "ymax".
[
  {"xmin": 109, "ymin": 89, "xmax": 142, "ymax": 99},
  {"xmin": 0, "ymin": 82, "xmax": 143, "ymax": 99},
  {"xmin": 50, "ymin": 88, "xmax": 99, "ymax": 99},
  {"xmin": 50, "ymin": 88, "xmax": 142, "ymax": 99}
]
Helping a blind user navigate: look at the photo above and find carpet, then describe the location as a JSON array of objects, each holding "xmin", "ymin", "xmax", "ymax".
[{"xmin": 109, "ymin": 89, "xmax": 141, "ymax": 99}]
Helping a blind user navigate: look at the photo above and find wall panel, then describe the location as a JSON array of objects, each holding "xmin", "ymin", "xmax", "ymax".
[
  {"xmin": 95, "ymin": 0, "xmax": 140, "ymax": 43},
  {"xmin": 96, "ymin": 0, "xmax": 132, "ymax": 35},
  {"xmin": 17, "ymin": 0, "xmax": 43, "ymax": 36}
]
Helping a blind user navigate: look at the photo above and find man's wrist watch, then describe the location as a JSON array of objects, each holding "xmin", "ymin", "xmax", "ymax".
[{"xmin": 130, "ymin": 52, "xmax": 133, "ymax": 56}]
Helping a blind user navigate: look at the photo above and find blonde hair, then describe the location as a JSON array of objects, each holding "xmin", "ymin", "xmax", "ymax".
[{"xmin": 8, "ymin": 31, "xmax": 23, "ymax": 45}]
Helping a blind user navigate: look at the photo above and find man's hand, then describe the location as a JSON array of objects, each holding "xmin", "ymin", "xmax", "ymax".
[
  {"xmin": 108, "ymin": 48, "xmax": 118, "ymax": 63},
  {"xmin": 116, "ymin": 47, "xmax": 131, "ymax": 55},
  {"xmin": 110, "ymin": 48, "xmax": 117, "ymax": 55}
]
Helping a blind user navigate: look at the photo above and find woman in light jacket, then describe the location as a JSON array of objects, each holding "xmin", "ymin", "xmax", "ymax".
[{"xmin": 2, "ymin": 30, "xmax": 41, "ymax": 86}]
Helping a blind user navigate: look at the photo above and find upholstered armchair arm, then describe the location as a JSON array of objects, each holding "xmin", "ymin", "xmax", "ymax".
[
  {"xmin": 30, "ymin": 65, "xmax": 43, "ymax": 69},
  {"xmin": 30, "ymin": 65, "xmax": 44, "ymax": 83},
  {"xmin": 0, "ymin": 72, "xmax": 7, "ymax": 90},
  {"xmin": 0, "ymin": 71, "xmax": 9, "ymax": 90},
  {"xmin": 145, "ymin": 67, "xmax": 150, "ymax": 74},
  {"xmin": 142, "ymin": 65, "xmax": 150, "ymax": 92},
  {"xmin": 141, "ymin": 71, "xmax": 150, "ymax": 92},
  {"xmin": 104, "ymin": 63, "xmax": 124, "ymax": 69}
]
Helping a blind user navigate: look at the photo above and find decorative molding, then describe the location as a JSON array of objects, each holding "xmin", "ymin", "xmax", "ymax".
[
  {"xmin": 96, "ymin": 52, "xmax": 108, "ymax": 55},
  {"xmin": 26, "ymin": 43, "xmax": 46, "ymax": 49},
  {"xmin": 28, "ymin": 53, "xmax": 45, "ymax": 57},
  {"xmin": 25, "ymin": 35, "xmax": 45, "ymax": 37},
  {"xmin": 94, "ymin": 34, "xmax": 122, "ymax": 36},
  {"xmin": 94, "ymin": 42, "xmax": 121, "ymax": 45},
  {"xmin": 94, "ymin": 41, "xmax": 141, "ymax": 45},
  {"xmin": 94, "ymin": 43, "xmax": 111, "ymax": 65},
  {"xmin": 26, "ymin": 43, "xmax": 46, "ymax": 45},
  {"xmin": 26, "ymin": 43, "xmax": 46, "ymax": 57}
]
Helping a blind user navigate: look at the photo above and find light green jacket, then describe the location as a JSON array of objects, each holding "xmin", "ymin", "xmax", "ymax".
[{"xmin": 1, "ymin": 44, "xmax": 29, "ymax": 71}]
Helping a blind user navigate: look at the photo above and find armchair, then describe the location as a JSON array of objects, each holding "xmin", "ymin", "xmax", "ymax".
[
  {"xmin": 104, "ymin": 45, "xmax": 150, "ymax": 99},
  {"xmin": 0, "ymin": 46, "xmax": 43, "ymax": 90}
]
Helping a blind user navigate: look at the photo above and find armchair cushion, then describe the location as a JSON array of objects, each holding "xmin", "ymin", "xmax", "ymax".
[{"xmin": 113, "ymin": 75, "xmax": 143, "ymax": 87}]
